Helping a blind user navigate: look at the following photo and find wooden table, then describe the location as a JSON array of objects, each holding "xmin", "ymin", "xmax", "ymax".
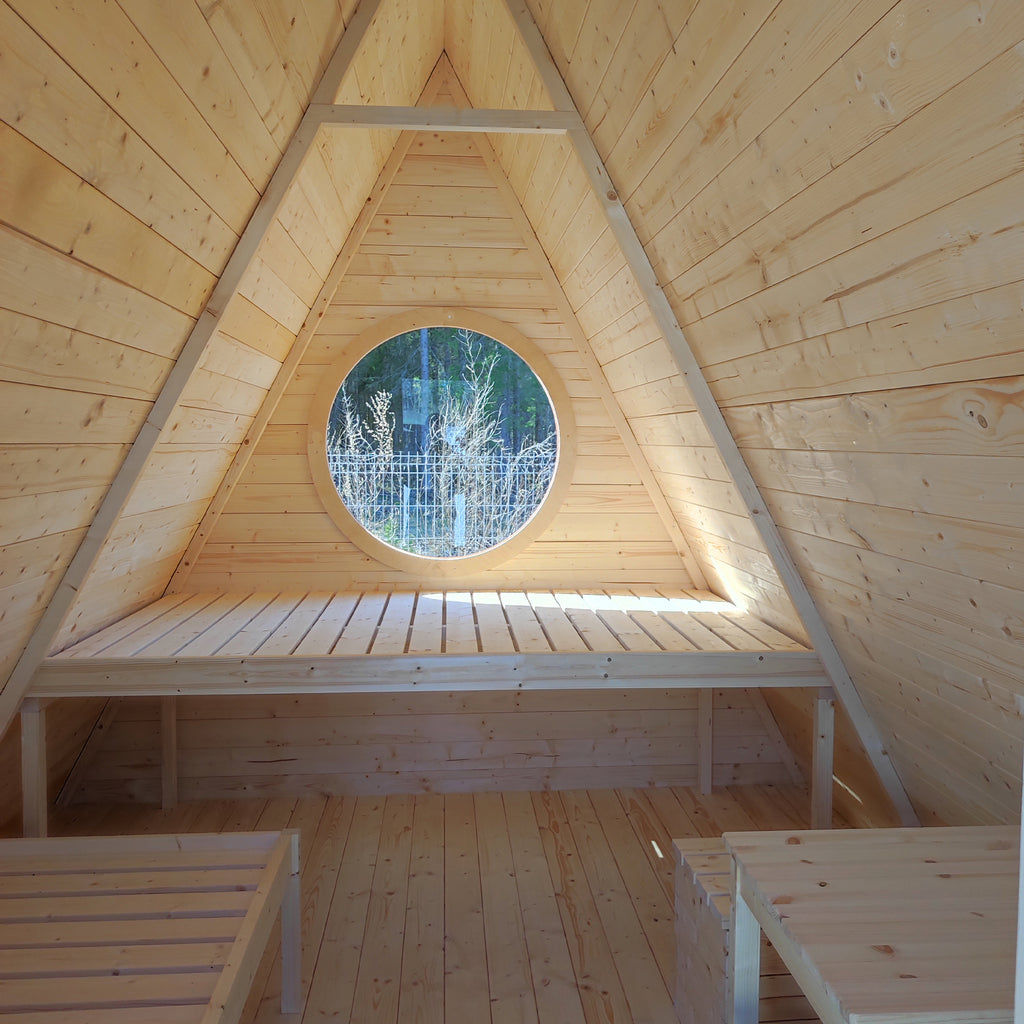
[
  {"xmin": 724, "ymin": 826, "xmax": 1017, "ymax": 1024},
  {"xmin": 0, "ymin": 830, "xmax": 300, "ymax": 1023}
]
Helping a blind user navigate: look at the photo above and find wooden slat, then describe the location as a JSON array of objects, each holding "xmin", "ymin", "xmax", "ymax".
[
  {"xmin": 472, "ymin": 591, "xmax": 515, "ymax": 653},
  {"xmin": 499, "ymin": 591, "xmax": 552, "ymax": 653},
  {"xmin": 176, "ymin": 594, "xmax": 279, "ymax": 656},
  {"xmin": 475, "ymin": 792, "xmax": 539, "ymax": 1022},
  {"xmin": 443, "ymin": 793, "xmax": 490, "ymax": 1019},
  {"xmin": 332, "ymin": 593, "xmax": 388, "ymax": 655},
  {"xmin": 443, "ymin": 591, "xmax": 479, "ymax": 653},
  {"xmin": 256, "ymin": 593, "xmax": 333, "ymax": 655},
  {"xmin": 0, "ymin": 973, "xmax": 218, "ymax": 1013},
  {"xmin": 370, "ymin": 592, "xmax": 415, "ymax": 655},
  {"xmin": 531, "ymin": 789, "xmax": 635, "ymax": 1023},
  {"xmin": 407, "ymin": 592, "xmax": 445, "ymax": 655},
  {"xmin": 501, "ymin": 791, "xmax": 587, "ymax": 1024},
  {"xmin": 292, "ymin": 593, "xmax": 359, "ymax": 656},
  {"xmin": 525, "ymin": 591, "xmax": 588, "ymax": 652}
]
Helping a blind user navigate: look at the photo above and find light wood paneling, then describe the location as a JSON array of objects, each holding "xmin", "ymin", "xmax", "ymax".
[{"xmin": 68, "ymin": 688, "xmax": 797, "ymax": 807}]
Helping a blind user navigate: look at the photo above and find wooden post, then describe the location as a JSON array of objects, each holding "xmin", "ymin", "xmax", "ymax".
[
  {"xmin": 729, "ymin": 862, "xmax": 762, "ymax": 1024},
  {"xmin": 698, "ymin": 687, "xmax": 714, "ymax": 795},
  {"xmin": 281, "ymin": 829, "xmax": 302, "ymax": 1013},
  {"xmin": 1015, "ymin": 738, "xmax": 1023, "ymax": 1024},
  {"xmin": 812, "ymin": 687, "xmax": 835, "ymax": 829},
  {"xmin": 20, "ymin": 699, "xmax": 47, "ymax": 838},
  {"xmin": 160, "ymin": 696, "xmax": 178, "ymax": 810}
]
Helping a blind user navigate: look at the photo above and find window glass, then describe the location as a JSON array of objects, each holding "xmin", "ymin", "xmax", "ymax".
[{"xmin": 327, "ymin": 326, "xmax": 557, "ymax": 558}]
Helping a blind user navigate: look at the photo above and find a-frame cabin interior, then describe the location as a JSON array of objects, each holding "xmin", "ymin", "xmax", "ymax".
[{"xmin": 1, "ymin": 0, "xmax": 1022, "ymax": 1021}]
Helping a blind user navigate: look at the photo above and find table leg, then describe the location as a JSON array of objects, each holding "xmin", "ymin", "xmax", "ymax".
[{"xmin": 730, "ymin": 869, "xmax": 762, "ymax": 1024}]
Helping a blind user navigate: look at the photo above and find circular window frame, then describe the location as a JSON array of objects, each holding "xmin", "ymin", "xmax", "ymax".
[{"xmin": 308, "ymin": 308, "xmax": 576, "ymax": 576}]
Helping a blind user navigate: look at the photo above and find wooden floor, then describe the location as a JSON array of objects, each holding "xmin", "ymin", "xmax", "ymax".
[{"xmin": 40, "ymin": 784, "xmax": 818, "ymax": 1024}]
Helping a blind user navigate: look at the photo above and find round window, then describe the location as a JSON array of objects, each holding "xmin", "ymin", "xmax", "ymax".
[{"xmin": 323, "ymin": 321, "xmax": 559, "ymax": 560}]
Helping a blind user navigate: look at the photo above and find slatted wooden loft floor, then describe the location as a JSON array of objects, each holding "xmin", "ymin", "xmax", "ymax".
[
  {"xmin": 21, "ymin": 590, "xmax": 837, "ymax": 836},
  {"xmin": 34, "ymin": 588, "xmax": 824, "ymax": 688}
]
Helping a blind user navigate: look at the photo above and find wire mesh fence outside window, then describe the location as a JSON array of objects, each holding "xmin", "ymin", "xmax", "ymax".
[{"xmin": 328, "ymin": 449, "xmax": 556, "ymax": 557}]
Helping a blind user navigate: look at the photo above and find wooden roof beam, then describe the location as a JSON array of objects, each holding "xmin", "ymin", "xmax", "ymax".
[
  {"xmin": 501, "ymin": 0, "xmax": 918, "ymax": 826},
  {"xmin": 310, "ymin": 103, "xmax": 581, "ymax": 133},
  {"xmin": 0, "ymin": 0, "xmax": 384, "ymax": 739}
]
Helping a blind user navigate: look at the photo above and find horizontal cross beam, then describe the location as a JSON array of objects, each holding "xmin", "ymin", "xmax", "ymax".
[
  {"xmin": 31, "ymin": 651, "xmax": 827, "ymax": 697},
  {"xmin": 308, "ymin": 103, "xmax": 582, "ymax": 133}
]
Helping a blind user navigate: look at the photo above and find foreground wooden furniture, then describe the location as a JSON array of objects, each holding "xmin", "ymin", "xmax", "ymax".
[
  {"xmin": 0, "ymin": 830, "xmax": 301, "ymax": 1023},
  {"xmin": 725, "ymin": 826, "xmax": 1017, "ymax": 1024},
  {"xmin": 674, "ymin": 838, "xmax": 817, "ymax": 1024},
  {"xmin": 22, "ymin": 589, "xmax": 835, "ymax": 835}
]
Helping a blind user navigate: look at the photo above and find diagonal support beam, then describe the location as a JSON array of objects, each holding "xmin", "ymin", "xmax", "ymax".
[
  {"xmin": 0, "ymin": 0, "xmax": 384, "ymax": 740},
  {"xmin": 502, "ymin": 0, "xmax": 918, "ymax": 826},
  {"xmin": 168, "ymin": 59, "xmax": 452, "ymax": 591}
]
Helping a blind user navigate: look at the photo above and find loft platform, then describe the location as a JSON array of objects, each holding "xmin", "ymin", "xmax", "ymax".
[
  {"xmin": 21, "ymin": 590, "xmax": 837, "ymax": 837},
  {"xmin": 30, "ymin": 588, "xmax": 827, "ymax": 697}
]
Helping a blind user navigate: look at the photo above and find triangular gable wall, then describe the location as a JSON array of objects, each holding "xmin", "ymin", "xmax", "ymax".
[{"xmin": 179, "ymin": 60, "xmax": 696, "ymax": 593}]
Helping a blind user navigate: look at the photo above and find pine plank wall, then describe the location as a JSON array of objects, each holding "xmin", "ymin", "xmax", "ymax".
[{"xmin": 1, "ymin": 0, "xmax": 1022, "ymax": 831}]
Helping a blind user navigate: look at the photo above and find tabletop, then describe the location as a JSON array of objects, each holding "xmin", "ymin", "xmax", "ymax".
[{"xmin": 723, "ymin": 826, "xmax": 1017, "ymax": 1024}]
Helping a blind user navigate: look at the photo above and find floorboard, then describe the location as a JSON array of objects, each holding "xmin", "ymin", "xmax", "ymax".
[{"xmin": 35, "ymin": 784, "xmax": 820, "ymax": 1023}]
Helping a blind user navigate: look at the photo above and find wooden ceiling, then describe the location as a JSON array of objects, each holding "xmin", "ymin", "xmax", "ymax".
[{"xmin": 1, "ymin": 0, "xmax": 1022, "ymax": 827}]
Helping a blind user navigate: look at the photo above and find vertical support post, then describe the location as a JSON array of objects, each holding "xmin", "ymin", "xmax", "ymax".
[
  {"xmin": 1015, "ymin": 738, "xmax": 1023, "ymax": 1024},
  {"xmin": 281, "ymin": 830, "xmax": 302, "ymax": 1013},
  {"xmin": 160, "ymin": 696, "xmax": 178, "ymax": 811},
  {"xmin": 812, "ymin": 687, "xmax": 835, "ymax": 829},
  {"xmin": 729, "ymin": 862, "xmax": 762, "ymax": 1024},
  {"xmin": 20, "ymin": 699, "xmax": 47, "ymax": 838},
  {"xmin": 698, "ymin": 687, "xmax": 714, "ymax": 795}
]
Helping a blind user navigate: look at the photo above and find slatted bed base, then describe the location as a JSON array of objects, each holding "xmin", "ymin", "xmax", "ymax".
[
  {"xmin": 22, "ymin": 590, "xmax": 836, "ymax": 835},
  {"xmin": 0, "ymin": 830, "xmax": 300, "ymax": 1024}
]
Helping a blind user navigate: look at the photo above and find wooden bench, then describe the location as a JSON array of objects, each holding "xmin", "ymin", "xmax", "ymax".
[
  {"xmin": 0, "ymin": 830, "xmax": 300, "ymax": 1023},
  {"xmin": 674, "ymin": 837, "xmax": 818, "ymax": 1024}
]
